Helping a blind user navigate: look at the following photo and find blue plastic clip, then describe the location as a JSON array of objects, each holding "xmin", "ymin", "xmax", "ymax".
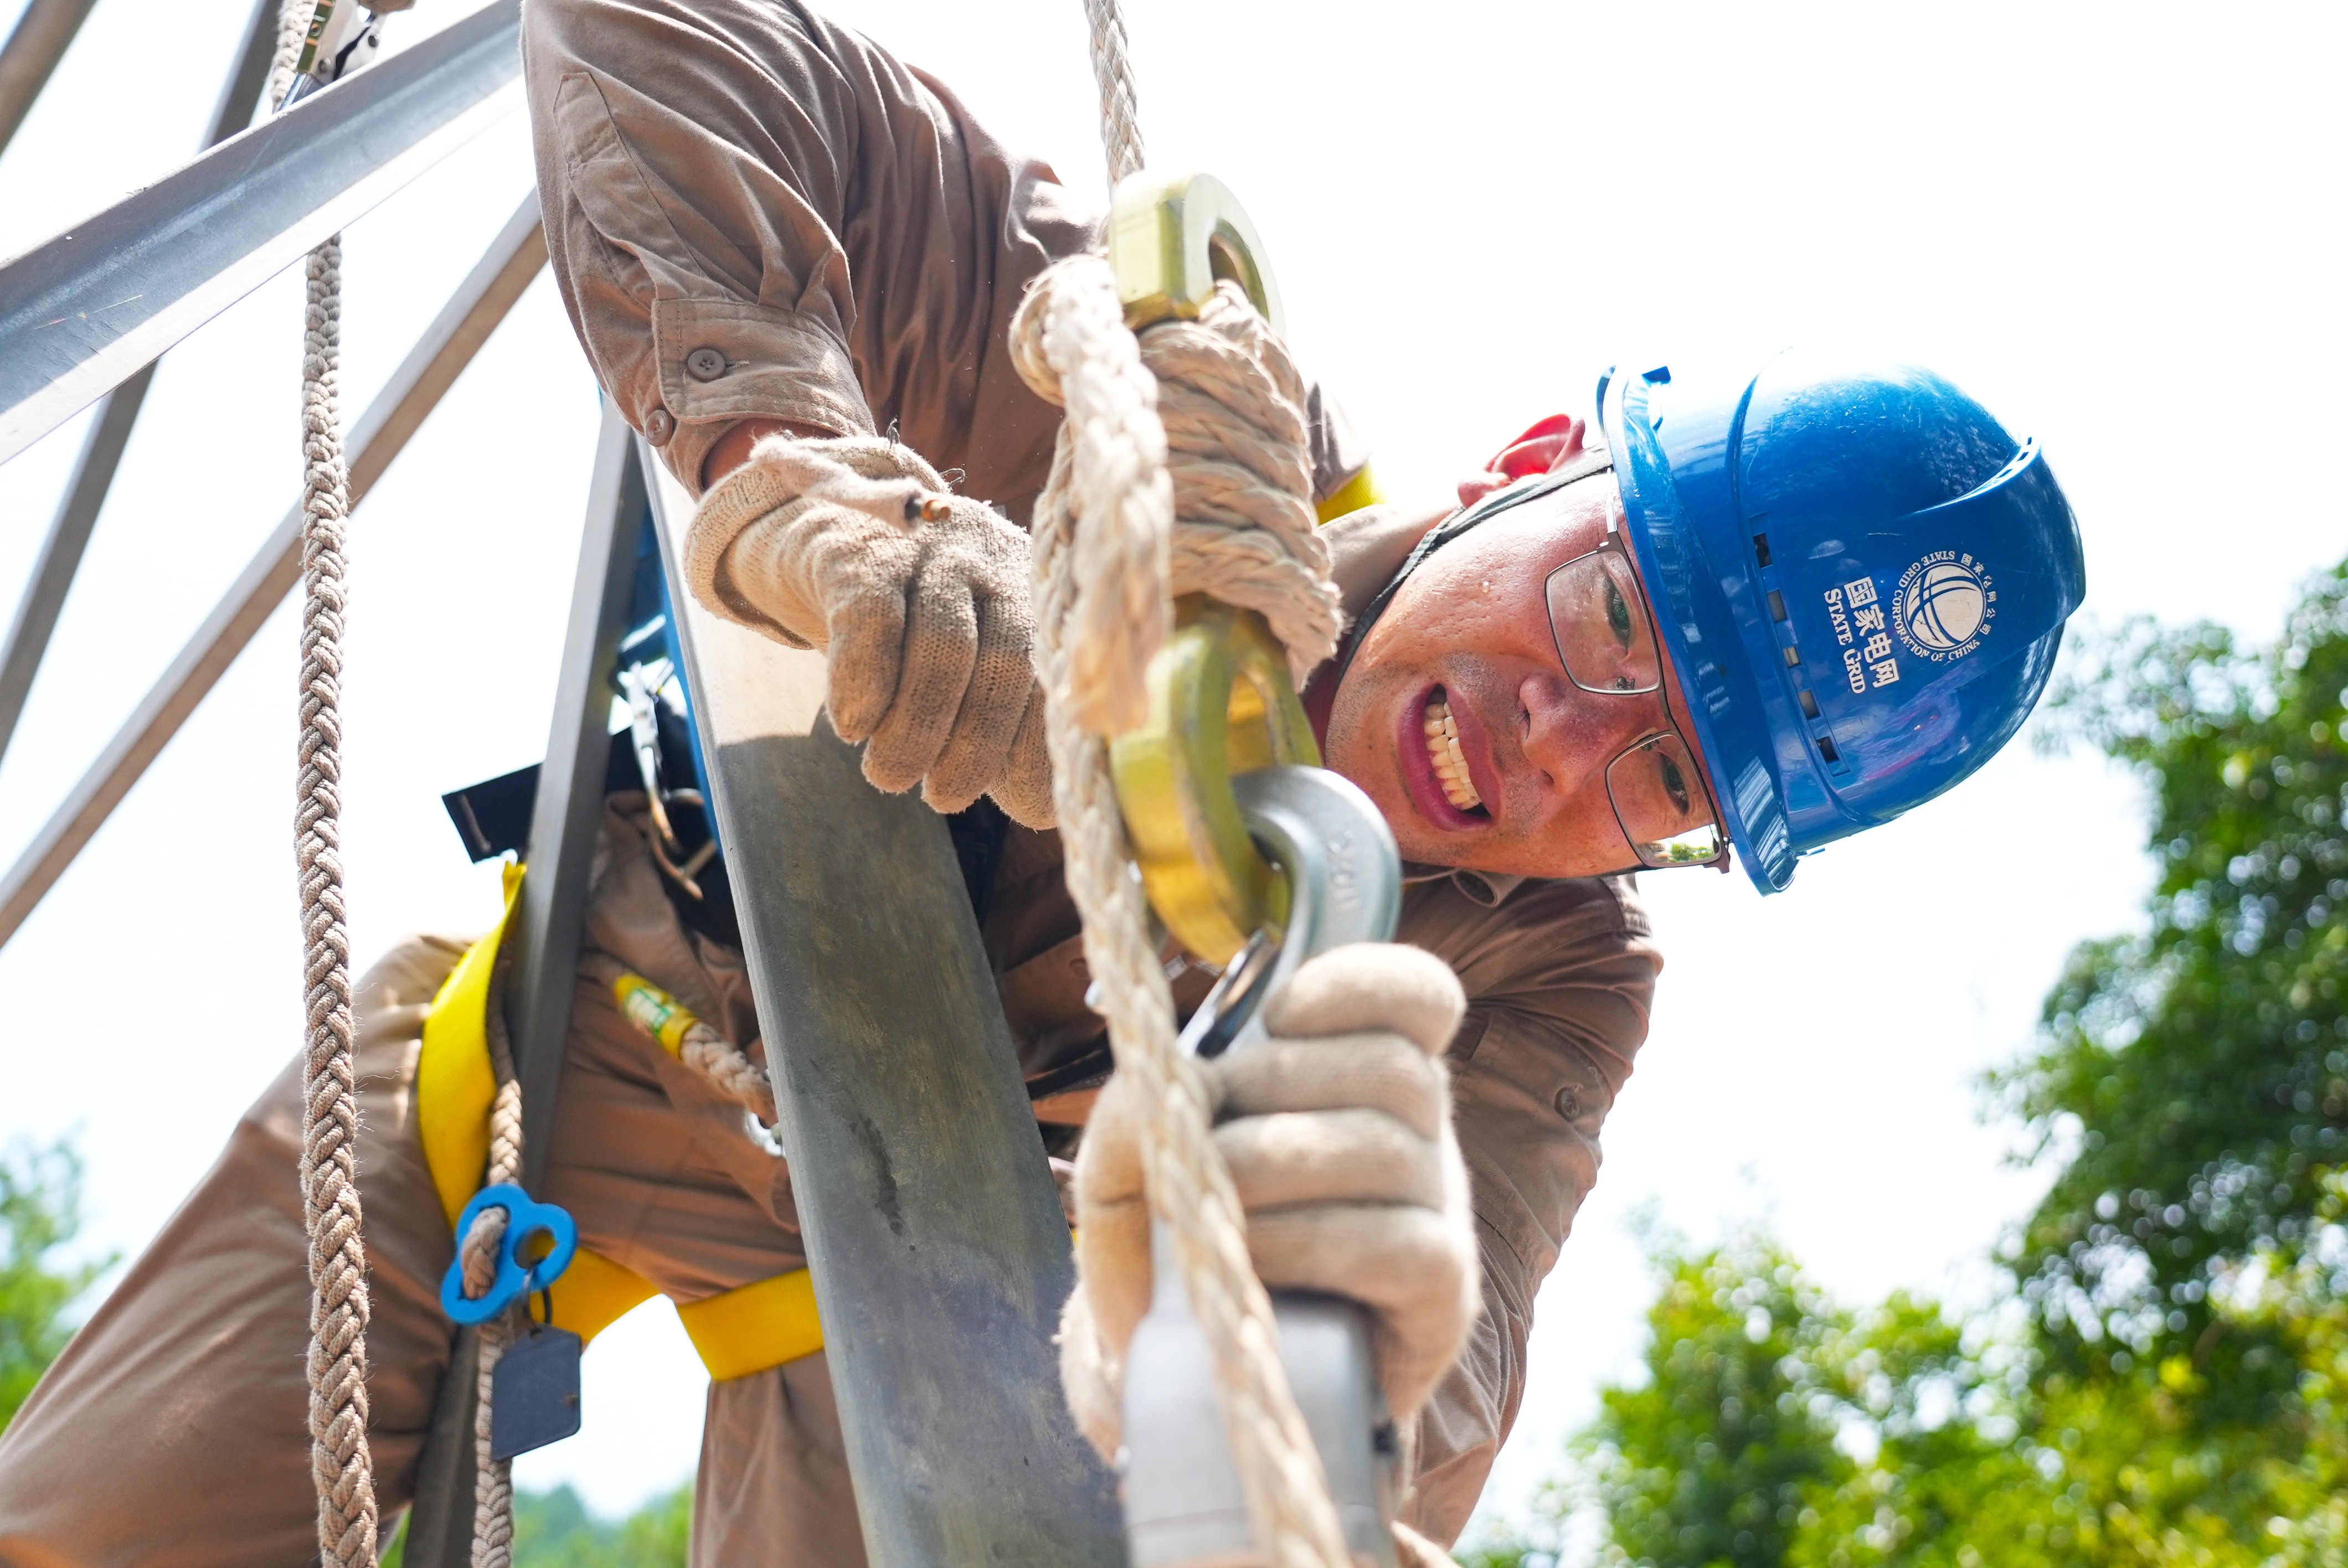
[{"xmin": 440, "ymin": 1184, "xmax": 579, "ymax": 1325}]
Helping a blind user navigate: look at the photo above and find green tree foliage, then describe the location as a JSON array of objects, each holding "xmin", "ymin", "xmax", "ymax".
[
  {"xmin": 382, "ymin": 1483, "xmax": 691, "ymax": 1567},
  {"xmin": 1562, "ymin": 1232, "xmax": 2345, "ymax": 1567},
  {"xmin": 1, "ymin": 1139, "xmax": 107, "ymax": 1430},
  {"xmin": 511, "ymin": 1482, "xmax": 691, "ymax": 1567},
  {"xmin": 1582, "ymin": 1237, "xmax": 1851, "ymax": 1567},
  {"xmin": 2002, "ymin": 565, "xmax": 2348, "ymax": 1378}
]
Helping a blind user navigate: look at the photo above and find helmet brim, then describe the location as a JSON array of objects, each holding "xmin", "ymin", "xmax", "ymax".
[{"xmin": 1600, "ymin": 365, "xmax": 1800, "ymax": 894}]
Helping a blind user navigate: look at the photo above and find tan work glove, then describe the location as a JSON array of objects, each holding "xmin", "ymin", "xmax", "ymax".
[
  {"xmin": 684, "ymin": 434, "xmax": 1054, "ymax": 827},
  {"xmin": 1058, "ymin": 943, "xmax": 1481, "ymax": 1464}
]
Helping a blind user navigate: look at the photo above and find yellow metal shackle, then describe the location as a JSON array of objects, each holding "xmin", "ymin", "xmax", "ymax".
[{"xmin": 1104, "ymin": 172, "xmax": 1312, "ymax": 965}]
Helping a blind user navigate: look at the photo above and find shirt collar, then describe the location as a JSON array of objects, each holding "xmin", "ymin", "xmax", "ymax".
[{"xmin": 1402, "ymin": 863, "xmax": 1526, "ymax": 909}]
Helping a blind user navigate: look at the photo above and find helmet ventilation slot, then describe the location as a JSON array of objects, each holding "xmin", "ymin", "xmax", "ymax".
[
  {"xmin": 1798, "ymin": 689, "xmax": 1819, "ymax": 719},
  {"xmin": 1752, "ymin": 533, "xmax": 1773, "ymax": 568}
]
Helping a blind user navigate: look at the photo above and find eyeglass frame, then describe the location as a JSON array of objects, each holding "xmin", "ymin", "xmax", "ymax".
[
  {"xmin": 1329, "ymin": 457, "xmax": 1735, "ymax": 876},
  {"xmin": 1542, "ymin": 526, "xmax": 1731, "ymax": 874}
]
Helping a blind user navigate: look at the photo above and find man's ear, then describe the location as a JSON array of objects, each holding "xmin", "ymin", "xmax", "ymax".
[{"xmin": 1457, "ymin": 412, "xmax": 1590, "ymax": 506}]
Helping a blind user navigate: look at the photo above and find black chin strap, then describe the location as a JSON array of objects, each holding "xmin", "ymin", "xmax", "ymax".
[{"xmin": 1326, "ymin": 449, "xmax": 1616, "ymax": 697}]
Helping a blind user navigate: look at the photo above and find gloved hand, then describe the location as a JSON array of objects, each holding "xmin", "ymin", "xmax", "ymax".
[
  {"xmin": 1058, "ymin": 942, "xmax": 1480, "ymax": 1461},
  {"xmin": 684, "ymin": 434, "xmax": 1054, "ymax": 827}
]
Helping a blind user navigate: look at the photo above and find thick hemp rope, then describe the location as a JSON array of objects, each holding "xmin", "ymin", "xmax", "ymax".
[
  {"xmin": 457, "ymin": 959, "xmax": 525, "ymax": 1568},
  {"xmin": 272, "ymin": 9, "xmax": 378, "ymax": 1564},
  {"xmin": 1013, "ymin": 9, "xmax": 1351, "ymax": 1558},
  {"xmin": 581, "ymin": 948, "xmax": 780, "ymax": 1125},
  {"xmin": 1013, "ymin": 264, "xmax": 1351, "ymax": 1568}
]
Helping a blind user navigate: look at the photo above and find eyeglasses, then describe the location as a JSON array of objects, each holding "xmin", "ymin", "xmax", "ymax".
[{"xmin": 1543, "ymin": 534, "xmax": 1728, "ymax": 870}]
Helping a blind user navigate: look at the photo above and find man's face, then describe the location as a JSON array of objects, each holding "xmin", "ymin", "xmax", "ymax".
[{"xmin": 1322, "ymin": 475, "xmax": 1715, "ymax": 879}]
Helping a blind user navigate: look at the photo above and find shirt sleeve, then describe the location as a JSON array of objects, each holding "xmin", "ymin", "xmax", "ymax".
[
  {"xmin": 522, "ymin": 0, "xmax": 1093, "ymax": 510},
  {"xmin": 1392, "ymin": 875, "xmax": 1662, "ymax": 1545},
  {"xmin": 524, "ymin": 0, "xmax": 1371, "ymax": 518}
]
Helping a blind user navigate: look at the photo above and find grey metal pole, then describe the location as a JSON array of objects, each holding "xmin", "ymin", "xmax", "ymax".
[
  {"xmin": 0, "ymin": 0, "xmax": 524, "ymax": 465},
  {"xmin": 0, "ymin": 364, "xmax": 152, "ymax": 766},
  {"xmin": 0, "ymin": 195, "xmax": 547, "ymax": 949},
  {"xmin": 512, "ymin": 405, "xmax": 645, "ymax": 1183},
  {"xmin": 401, "ymin": 404, "xmax": 647, "ymax": 1567},
  {"xmin": 641, "ymin": 453, "xmax": 1126, "ymax": 1566},
  {"xmin": 0, "ymin": 0, "xmax": 297, "ymax": 770},
  {"xmin": 0, "ymin": 0, "xmax": 97, "ymax": 159}
]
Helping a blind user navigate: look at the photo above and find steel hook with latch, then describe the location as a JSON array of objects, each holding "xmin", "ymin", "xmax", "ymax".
[
  {"xmin": 1119, "ymin": 764, "xmax": 1406, "ymax": 1568},
  {"xmin": 1105, "ymin": 168, "xmax": 1409, "ymax": 1568}
]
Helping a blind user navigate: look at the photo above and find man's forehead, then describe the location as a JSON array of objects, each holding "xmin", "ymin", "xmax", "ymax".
[{"xmin": 1484, "ymin": 467, "xmax": 1623, "ymax": 539}]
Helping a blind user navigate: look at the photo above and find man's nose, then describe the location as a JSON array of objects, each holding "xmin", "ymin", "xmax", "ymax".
[{"xmin": 1518, "ymin": 675, "xmax": 1652, "ymax": 791}]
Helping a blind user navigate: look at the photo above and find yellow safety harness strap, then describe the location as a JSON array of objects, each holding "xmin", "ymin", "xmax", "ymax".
[
  {"xmin": 610, "ymin": 968, "xmax": 696, "ymax": 1054},
  {"xmin": 418, "ymin": 862, "xmax": 524, "ymax": 1229},
  {"xmin": 675, "ymin": 1270, "xmax": 825, "ymax": 1381},
  {"xmin": 517, "ymin": 1252, "xmax": 823, "ymax": 1374},
  {"xmin": 529, "ymin": 1248, "xmax": 660, "ymax": 1345},
  {"xmin": 416, "ymin": 865, "xmax": 823, "ymax": 1377},
  {"xmin": 1314, "ymin": 464, "xmax": 1381, "ymax": 525}
]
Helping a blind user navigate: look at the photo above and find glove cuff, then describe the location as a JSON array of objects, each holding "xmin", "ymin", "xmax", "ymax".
[{"xmin": 683, "ymin": 434, "xmax": 950, "ymax": 645}]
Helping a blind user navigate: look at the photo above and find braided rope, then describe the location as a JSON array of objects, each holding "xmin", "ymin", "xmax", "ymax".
[
  {"xmin": 1012, "ymin": 252, "xmax": 1350, "ymax": 1566},
  {"xmin": 274, "ymin": 18, "xmax": 382, "ymax": 1565},
  {"xmin": 290, "ymin": 220, "xmax": 379, "ymax": 1568},
  {"xmin": 461, "ymin": 959, "xmax": 524, "ymax": 1568},
  {"xmin": 580, "ymin": 950, "xmax": 779, "ymax": 1125},
  {"xmin": 1080, "ymin": 0, "xmax": 1146, "ymax": 186}
]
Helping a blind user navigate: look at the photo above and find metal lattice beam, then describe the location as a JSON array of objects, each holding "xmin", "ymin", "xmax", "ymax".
[
  {"xmin": 0, "ymin": 0, "xmax": 98, "ymax": 159},
  {"xmin": 0, "ymin": 0, "xmax": 523, "ymax": 466},
  {"xmin": 0, "ymin": 193, "xmax": 547, "ymax": 948},
  {"xmin": 401, "ymin": 403, "xmax": 646, "ymax": 1568},
  {"xmin": 0, "ymin": 0, "xmax": 287, "ymax": 771}
]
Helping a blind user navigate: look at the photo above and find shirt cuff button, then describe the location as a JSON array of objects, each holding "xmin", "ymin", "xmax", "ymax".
[
  {"xmin": 644, "ymin": 406, "xmax": 676, "ymax": 445},
  {"xmin": 685, "ymin": 347, "xmax": 728, "ymax": 382}
]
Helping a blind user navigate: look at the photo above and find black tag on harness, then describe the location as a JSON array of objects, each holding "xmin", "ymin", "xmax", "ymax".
[{"xmin": 490, "ymin": 1324, "xmax": 583, "ymax": 1461}]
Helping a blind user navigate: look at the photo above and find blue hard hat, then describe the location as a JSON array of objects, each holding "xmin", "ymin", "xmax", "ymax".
[{"xmin": 1601, "ymin": 350, "xmax": 2087, "ymax": 893}]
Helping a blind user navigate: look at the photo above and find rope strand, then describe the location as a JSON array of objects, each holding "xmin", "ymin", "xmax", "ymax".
[
  {"xmin": 277, "ymin": 20, "xmax": 378, "ymax": 1564},
  {"xmin": 294, "ymin": 226, "xmax": 378, "ymax": 1568},
  {"xmin": 1080, "ymin": 0, "xmax": 1146, "ymax": 186},
  {"xmin": 1014, "ymin": 250, "xmax": 1351, "ymax": 1568},
  {"xmin": 464, "ymin": 955, "xmax": 524, "ymax": 1568}
]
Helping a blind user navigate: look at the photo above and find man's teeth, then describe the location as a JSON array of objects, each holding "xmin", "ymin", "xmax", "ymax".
[{"xmin": 1422, "ymin": 697, "xmax": 1484, "ymax": 812}]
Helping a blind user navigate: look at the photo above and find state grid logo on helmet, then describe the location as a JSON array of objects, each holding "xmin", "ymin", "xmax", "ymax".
[{"xmin": 1892, "ymin": 549, "xmax": 1997, "ymax": 663}]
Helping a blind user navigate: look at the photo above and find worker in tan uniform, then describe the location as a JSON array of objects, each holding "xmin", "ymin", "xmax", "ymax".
[{"xmin": 0, "ymin": 0, "xmax": 2086, "ymax": 1564}]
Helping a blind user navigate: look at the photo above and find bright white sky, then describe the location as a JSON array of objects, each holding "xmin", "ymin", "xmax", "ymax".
[{"xmin": 0, "ymin": 0, "xmax": 2341, "ymax": 1550}]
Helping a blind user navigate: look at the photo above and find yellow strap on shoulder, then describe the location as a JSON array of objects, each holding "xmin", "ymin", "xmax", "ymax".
[
  {"xmin": 1314, "ymin": 465, "xmax": 1381, "ymax": 525},
  {"xmin": 675, "ymin": 1269, "xmax": 825, "ymax": 1382},
  {"xmin": 417, "ymin": 862, "xmax": 525, "ymax": 1229}
]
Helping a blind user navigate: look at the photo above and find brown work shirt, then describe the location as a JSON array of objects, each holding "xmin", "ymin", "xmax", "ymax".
[{"xmin": 526, "ymin": 0, "xmax": 1662, "ymax": 1544}]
